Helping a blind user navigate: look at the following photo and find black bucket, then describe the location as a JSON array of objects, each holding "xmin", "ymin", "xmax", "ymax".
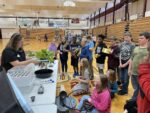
[{"xmin": 35, "ymin": 69, "xmax": 53, "ymax": 79}]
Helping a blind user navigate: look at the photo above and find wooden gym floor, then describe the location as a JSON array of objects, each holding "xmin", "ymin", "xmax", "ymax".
[{"xmin": 0, "ymin": 39, "xmax": 134, "ymax": 113}]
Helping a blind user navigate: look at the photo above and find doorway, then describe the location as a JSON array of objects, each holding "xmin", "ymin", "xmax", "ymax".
[{"xmin": 0, "ymin": 29, "xmax": 2, "ymax": 39}]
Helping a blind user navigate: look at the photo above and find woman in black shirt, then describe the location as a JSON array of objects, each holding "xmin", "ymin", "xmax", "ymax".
[{"xmin": 1, "ymin": 33, "xmax": 39, "ymax": 71}]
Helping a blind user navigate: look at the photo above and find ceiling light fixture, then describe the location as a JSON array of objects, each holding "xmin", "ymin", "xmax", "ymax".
[{"xmin": 63, "ymin": 0, "xmax": 76, "ymax": 7}]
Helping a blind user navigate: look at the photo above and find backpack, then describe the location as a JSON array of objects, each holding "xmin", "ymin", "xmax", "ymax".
[
  {"xmin": 124, "ymin": 99, "xmax": 137, "ymax": 113},
  {"xmin": 81, "ymin": 100, "xmax": 94, "ymax": 112}
]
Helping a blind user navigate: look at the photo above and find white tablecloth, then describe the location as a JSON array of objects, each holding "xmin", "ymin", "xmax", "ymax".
[{"xmin": 8, "ymin": 60, "xmax": 59, "ymax": 113}]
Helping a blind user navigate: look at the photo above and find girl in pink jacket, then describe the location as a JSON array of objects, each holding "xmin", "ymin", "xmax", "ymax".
[{"xmin": 76, "ymin": 75, "xmax": 111, "ymax": 113}]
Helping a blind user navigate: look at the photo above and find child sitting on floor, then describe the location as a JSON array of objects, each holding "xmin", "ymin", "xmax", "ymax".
[
  {"xmin": 72, "ymin": 58, "xmax": 91, "ymax": 96},
  {"xmin": 107, "ymin": 69, "xmax": 118, "ymax": 99},
  {"xmin": 75, "ymin": 75, "xmax": 111, "ymax": 113}
]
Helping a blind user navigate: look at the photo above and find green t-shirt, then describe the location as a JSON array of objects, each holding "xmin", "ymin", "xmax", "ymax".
[{"xmin": 131, "ymin": 46, "xmax": 148, "ymax": 75}]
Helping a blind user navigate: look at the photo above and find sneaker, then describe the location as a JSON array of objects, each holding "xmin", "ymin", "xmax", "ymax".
[
  {"xmin": 60, "ymin": 73, "xmax": 63, "ymax": 80},
  {"xmin": 73, "ymin": 73, "xmax": 76, "ymax": 78},
  {"xmin": 60, "ymin": 72, "xmax": 65, "ymax": 80},
  {"xmin": 62, "ymin": 75, "xmax": 65, "ymax": 80},
  {"xmin": 76, "ymin": 72, "xmax": 79, "ymax": 76},
  {"xmin": 73, "ymin": 72, "xmax": 76, "ymax": 75}
]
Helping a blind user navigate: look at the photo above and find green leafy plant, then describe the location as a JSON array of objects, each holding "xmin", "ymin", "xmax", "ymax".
[{"xmin": 35, "ymin": 49, "xmax": 54, "ymax": 63}]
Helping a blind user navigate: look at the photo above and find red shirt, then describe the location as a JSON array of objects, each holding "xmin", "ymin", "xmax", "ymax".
[{"xmin": 138, "ymin": 64, "xmax": 150, "ymax": 113}]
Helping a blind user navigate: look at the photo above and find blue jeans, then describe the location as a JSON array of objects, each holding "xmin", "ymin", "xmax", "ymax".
[
  {"xmin": 120, "ymin": 68, "xmax": 129, "ymax": 93},
  {"xmin": 77, "ymin": 95, "xmax": 99, "ymax": 113},
  {"xmin": 131, "ymin": 75, "xmax": 139, "ymax": 100}
]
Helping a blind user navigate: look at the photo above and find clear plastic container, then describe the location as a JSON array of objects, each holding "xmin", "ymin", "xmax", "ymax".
[{"xmin": 7, "ymin": 63, "xmax": 35, "ymax": 93}]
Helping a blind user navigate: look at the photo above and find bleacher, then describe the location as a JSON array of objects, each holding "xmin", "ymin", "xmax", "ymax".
[
  {"xmin": 107, "ymin": 21, "xmax": 127, "ymax": 40},
  {"xmin": 93, "ymin": 26, "xmax": 106, "ymax": 37},
  {"xmin": 92, "ymin": 17, "xmax": 150, "ymax": 43},
  {"xmin": 130, "ymin": 17, "xmax": 150, "ymax": 42},
  {"xmin": 20, "ymin": 28, "xmax": 65, "ymax": 41}
]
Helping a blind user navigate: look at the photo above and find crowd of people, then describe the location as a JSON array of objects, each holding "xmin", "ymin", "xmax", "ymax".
[
  {"xmin": 50, "ymin": 31, "xmax": 150, "ymax": 113},
  {"xmin": 0, "ymin": 31, "xmax": 150, "ymax": 113}
]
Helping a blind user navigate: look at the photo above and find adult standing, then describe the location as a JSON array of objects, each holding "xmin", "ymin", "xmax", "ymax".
[
  {"xmin": 44, "ymin": 34, "xmax": 48, "ymax": 42},
  {"xmin": 80, "ymin": 38, "xmax": 91, "ymax": 61},
  {"xmin": 1, "ymin": 33, "xmax": 39, "ymax": 72},
  {"xmin": 80, "ymin": 37, "xmax": 91, "ymax": 78},
  {"xmin": 86, "ymin": 36, "xmax": 94, "ymax": 80}
]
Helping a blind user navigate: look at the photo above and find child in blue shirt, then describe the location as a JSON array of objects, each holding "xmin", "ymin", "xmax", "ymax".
[
  {"xmin": 86, "ymin": 36, "xmax": 94, "ymax": 80},
  {"xmin": 80, "ymin": 38, "xmax": 91, "ymax": 61},
  {"xmin": 107, "ymin": 69, "xmax": 118, "ymax": 99},
  {"xmin": 79, "ymin": 37, "xmax": 91, "ymax": 78}
]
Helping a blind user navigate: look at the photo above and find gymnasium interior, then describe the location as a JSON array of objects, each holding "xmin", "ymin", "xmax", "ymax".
[{"xmin": 0, "ymin": 0, "xmax": 150, "ymax": 113}]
